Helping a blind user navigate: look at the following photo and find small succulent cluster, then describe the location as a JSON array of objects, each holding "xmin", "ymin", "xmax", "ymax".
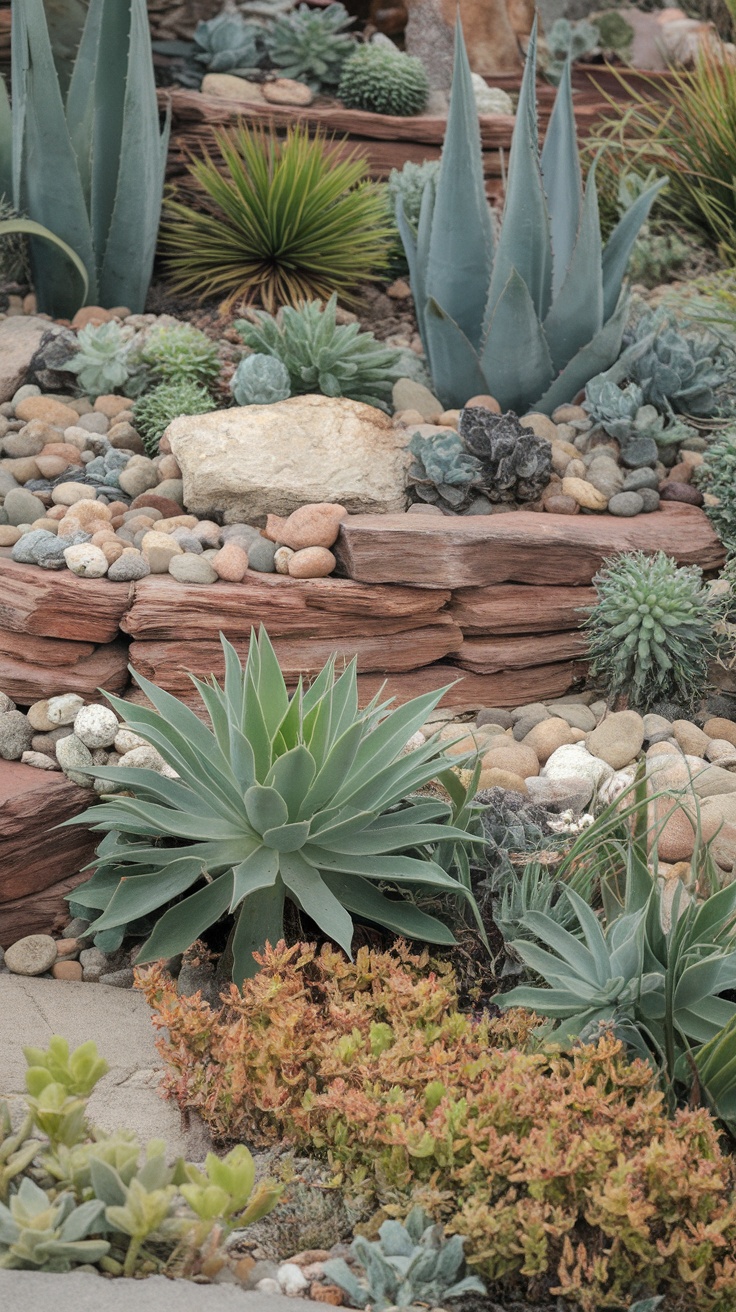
[
  {"xmin": 407, "ymin": 410, "xmax": 552, "ymax": 513},
  {"xmin": 620, "ymin": 310, "xmax": 734, "ymax": 418},
  {"xmin": 323, "ymin": 1208, "xmax": 486, "ymax": 1311},
  {"xmin": 695, "ymin": 427, "xmax": 736, "ymax": 552},
  {"xmin": 230, "ymin": 353, "xmax": 292, "ymax": 406},
  {"xmin": 583, "ymin": 550, "xmax": 721, "ymax": 712},
  {"xmin": 338, "ymin": 43, "xmax": 430, "ymax": 117},
  {"xmin": 135, "ymin": 322, "xmax": 221, "ymax": 392},
  {"xmin": 60, "ymin": 321, "xmax": 133, "ymax": 397},
  {"xmin": 265, "ymin": 2, "xmax": 356, "ymax": 91},
  {"xmin": 192, "ymin": 13, "xmax": 262, "ymax": 75},
  {"xmin": 584, "ymin": 374, "xmax": 695, "ymax": 467},
  {"xmin": 0, "ymin": 1036, "xmax": 280, "ymax": 1276},
  {"xmin": 544, "ymin": 17, "xmax": 599, "ymax": 84},
  {"xmin": 133, "ymin": 380, "xmax": 216, "ymax": 453},
  {"xmin": 235, "ymin": 295, "xmax": 406, "ymax": 411}
]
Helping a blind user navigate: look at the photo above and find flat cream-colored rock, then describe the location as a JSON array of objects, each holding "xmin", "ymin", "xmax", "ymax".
[{"xmin": 168, "ymin": 395, "xmax": 411, "ymax": 522}]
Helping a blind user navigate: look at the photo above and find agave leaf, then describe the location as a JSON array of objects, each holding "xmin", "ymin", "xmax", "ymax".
[
  {"xmin": 601, "ymin": 174, "xmax": 668, "ymax": 320},
  {"xmin": 519, "ymin": 909, "xmax": 603, "ymax": 987},
  {"xmin": 135, "ymin": 873, "xmax": 236, "ymax": 964},
  {"xmin": 417, "ymin": 298, "xmax": 488, "ymax": 410},
  {"xmin": 231, "ymin": 877, "xmax": 286, "ymax": 982},
  {"xmin": 306, "ymin": 848, "xmax": 461, "ymax": 889},
  {"xmin": 675, "ymin": 955, "xmax": 736, "ymax": 1012},
  {"xmin": 323, "ymin": 870, "xmax": 456, "ymax": 944},
  {"xmin": 244, "ymin": 784, "xmax": 289, "ymax": 835},
  {"xmin": 266, "ymin": 745, "xmax": 317, "ymax": 819},
  {"xmin": 480, "ymin": 268, "xmax": 555, "ymax": 412},
  {"xmin": 484, "ymin": 22, "xmax": 552, "ymax": 327},
  {"xmin": 542, "ymin": 163, "xmax": 603, "ymax": 373},
  {"xmin": 0, "ymin": 77, "xmax": 11, "ymax": 199},
  {"xmin": 299, "ymin": 720, "xmax": 365, "ymax": 818},
  {"xmin": 539, "ymin": 58, "xmax": 582, "ymax": 298},
  {"xmin": 280, "ymin": 850, "xmax": 354, "ymax": 955},
  {"xmin": 0, "ymin": 219, "xmax": 88, "ymax": 301},
  {"xmin": 533, "ymin": 292, "xmax": 629, "ymax": 414},
  {"xmin": 13, "ymin": 0, "xmax": 96, "ymax": 314},
  {"xmin": 96, "ymin": 0, "xmax": 170, "ymax": 311},
  {"xmin": 334, "ymin": 688, "xmax": 447, "ymax": 803},
  {"xmin": 424, "ymin": 16, "xmax": 494, "ymax": 348},
  {"xmin": 230, "ymin": 847, "xmax": 280, "ymax": 912},
  {"xmin": 251, "ymin": 627, "xmax": 291, "ymax": 738},
  {"xmin": 85, "ymin": 858, "xmax": 206, "ymax": 934}
]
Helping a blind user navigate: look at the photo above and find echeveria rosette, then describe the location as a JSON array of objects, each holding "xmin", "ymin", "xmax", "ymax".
[{"xmin": 66, "ymin": 630, "xmax": 485, "ymax": 984}]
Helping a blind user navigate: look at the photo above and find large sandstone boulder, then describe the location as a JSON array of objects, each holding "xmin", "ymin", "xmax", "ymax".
[
  {"xmin": 167, "ymin": 395, "xmax": 411, "ymax": 523},
  {"xmin": 0, "ymin": 317, "xmax": 54, "ymax": 403},
  {"xmin": 405, "ymin": 0, "xmax": 531, "ymax": 90}
]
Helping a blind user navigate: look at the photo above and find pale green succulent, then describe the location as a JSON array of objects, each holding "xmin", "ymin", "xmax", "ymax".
[
  {"xmin": 67, "ymin": 629, "xmax": 484, "ymax": 982},
  {"xmin": 407, "ymin": 430, "xmax": 484, "ymax": 511},
  {"xmin": 584, "ymin": 374, "xmax": 695, "ymax": 450},
  {"xmin": 617, "ymin": 311, "xmax": 734, "ymax": 418},
  {"xmin": 695, "ymin": 427, "xmax": 736, "ymax": 551},
  {"xmin": 397, "ymin": 19, "xmax": 665, "ymax": 414},
  {"xmin": 338, "ymin": 45, "xmax": 429, "ymax": 117},
  {"xmin": 265, "ymin": 2, "xmax": 356, "ymax": 92},
  {"xmin": 1, "ymin": 0, "xmax": 169, "ymax": 318},
  {"xmin": 137, "ymin": 322, "xmax": 221, "ymax": 390},
  {"xmin": 133, "ymin": 380, "xmax": 216, "ymax": 453},
  {"xmin": 193, "ymin": 14, "xmax": 262, "ymax": 74},
  {"xmin": 388, "ymin": 161, "xmax": 441, "ymax": 235},
  {"xmin": 323, "ymin": 1207, "xmax": 486, "ymax": 1311},
  {"xmin": 544, "ymin": 17, "xmax": 599, "ymax": 85},
  {"xmin": 60, "ymin": 321, "xmax": 132, "ymax": 396},
  {"xmin": 583, "ymin": 551, "xmax": 720, "ymax": 713},
  {"xmin": 231, "ymin": 353, "xmax": 292, "ymax": 405},
  {"xmin": 235, "ymin": 295, "xmax": 405, "ymax": 411},
  {"xmin": 0, "ymin": 1178, "xmax": 109, "ymax": 1272}
]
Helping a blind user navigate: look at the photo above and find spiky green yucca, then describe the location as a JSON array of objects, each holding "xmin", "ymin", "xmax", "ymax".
[
  {"xmin": 161, "ymin": 124, "xmax": 392, "ymax": 312},
  {"xmin": 338, "ymin": 45, "xmax": 430, "ymax": 117},
  {"xmin": 133, "ymin": 380, "xmax": 215, "ymax": 453},
  {"xmin": 66, "ymin": 630, "xmax": 482, "ymax": 983},
  {"xmin": 583, "ymin": 551, "xmax": 720, "ymax": 712}
]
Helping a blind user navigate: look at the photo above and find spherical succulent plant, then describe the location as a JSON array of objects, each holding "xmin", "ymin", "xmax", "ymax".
[
  {"xmin": 231, "ymin": 353, "xmax": 292, "ymax": 405},
  {"xmin": 458, "ymin": 408, "xmax": 552, "ymax": 504},
  {"xmin": 338, "ymin": 44, "xmax": 430, "ymax": 117},
  {"xmin": 694, "ymin": 427, "xmax": 736, "ymax": 553},
  {"xmin": 133, "ymin": 380, "xmax": 215, "ymax": 453},
  {"xmin": 235, "ymin": 294, "xmax": 405, "ymax": 411},
  {"xmin": 264, "ymin": 2, "xmax": 356, "ymax": 91},
  {"xmin": 407, "ymin": 430, "xmax": 484, "ymax": 512},
  {"xmin": 583, "ymin": 550, "xmax": 721, "ymax": 712}
]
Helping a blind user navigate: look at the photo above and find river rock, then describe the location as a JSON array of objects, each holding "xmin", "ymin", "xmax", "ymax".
[
  {"xmin": 541, "ymin": 743, "xmax": 614, "ymax": 789},
  {"xmin": 167, "ymin": 396, "xmax": 411, "ymax": 522},
  {"xmin": 264, "ymin": 503, "xmax": 348, "ymax": 550},
  {"xmin": 586, "ymin": 711, "xmax": 645, "ymax": 769},
  {"xmin": 74, "ymin": 704, "xmax": 119, "ymax": 749},
  {"xmin": 0, "ymin": 710, "xmax": 34, "ymax": 760},
  {"xmin": 5, "ymin": 934, "xmax": 58, "ymax": 976}
]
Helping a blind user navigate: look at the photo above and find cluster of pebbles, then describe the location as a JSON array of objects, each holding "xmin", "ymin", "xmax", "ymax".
[{"xmin": 392, "ymin": 380, "xmax": 711, "ymax": 518}]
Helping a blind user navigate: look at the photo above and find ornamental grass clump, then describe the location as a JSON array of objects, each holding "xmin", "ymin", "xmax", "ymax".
[
  {"xmin": 137, "ymin": 939, "xmax": 736, "ymax": 1311},
  {"xmin": 161, "ymin": 124, "xmax": 392, "ymax": 311},
  {"xmin": 583, "ymin": 551, "xmax": 720, "ymax": 712},
  {"xmin": 67, "ymin": 630, "xmax": 483, "ymax": 982}
]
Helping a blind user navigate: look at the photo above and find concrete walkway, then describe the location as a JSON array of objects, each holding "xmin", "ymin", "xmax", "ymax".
[
  {"xmin": 0, "ymin": 973, "xmax": 211, "ymax": 1158},
  {"xmin": 0, "ymin": 1271, "xmax": 300, "ymax": 1310}
]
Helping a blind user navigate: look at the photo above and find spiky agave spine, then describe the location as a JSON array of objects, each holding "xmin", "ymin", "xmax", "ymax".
[
  {"xmin": 338, "ymin": 44, "xmax": 429, "ymax": 117},
  {"xmin": 583, "ymin": 550, "xmax": 720, "ymax": 712}
]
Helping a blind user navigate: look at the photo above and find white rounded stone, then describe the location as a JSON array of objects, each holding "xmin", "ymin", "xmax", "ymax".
[{"xmin": 73, "ymin": 703, "xmax": 119, "ymax": 749}]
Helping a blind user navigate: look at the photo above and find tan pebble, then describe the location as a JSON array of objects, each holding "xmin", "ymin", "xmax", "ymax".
[
  {"xmin": 212, "ymin": 543, "xmax": 249, "ymax": 582},
  {"xmin": 264, "ymin": 502, "xmax": 348, "ymax": 551},
  {"xmin": 30, "ymin": 519, "xmax": 59, "ymax": 534},
  {"xmin": 141, "ymin": 529, "xmax": 183, "ymax": 572},
  {"xmin": 274, "ymin": 546, "xmax": 295, "ymax": 574},
  {"xmin": 71, "ymin": 305, "xmax": 113, "ymax": 329},
  {"xmin": 0, "ymin": 525, "xmax": 21, "ymax": 546},
  {"xmin": 465, "ymin": 393, "xmax": 501, "ymax": 413},
  {"xmin": 15, "ymin": 396, "xmax": 80, "ymax": 426},
  {"xmin": 35, "ymin": 455, "xmax": 72, "ymax": 479},
  {"xmin": 105, "ymin": 500, "xmax": 128, "ymax": 518},
  {"xmin": 561, "ymin": 476, "xmax": 608, "ymax": 511},
  {"xmin": 40, "ymin": 441, "xmax": 85, "ymax": 465},
  {"xmin": 476, "ymin": 767, "xmax": 529, "ymax": 795},
  {"xmin": 100, "ymin": 540, "xmax": 125, "ymax": 564},
  {"xmin": 552, "ymin": 404, "xmax": 588, "ymax": 423},
  {"xmin": 262, "ymin": 76, "xmax": 314, "ymax": 106},
  {"xmin": 393, "ymin": 408, "xmax": 426, "ymax": 427},
  {"xmin": 550, "ymin": 445, "xmax": 573, "ymax": 476},
  {"xmin": 704, "ymin": 718, "xmax": 736, "ymax": 748},
  {"xmin": 665, "ymin": 461, "xmax": 693, "ymax": 485},
  {"xmin": 678, "ymin": 449, "xmax": 704, "ymax": 468},
  {"xmin": 44, "ymin": 505, "xmax": 67, "ymax": 521},
  {"xmin": 706, "ymin": 739, "xmax": 736, "ymax": 766},
  {"xmin": 94, "ymin": 394, "xmax": 132, "ymax": 418},
  {"xmin": 520, "ymin": 412, "xmax": 558, "ymax": 442},
  {"xmin": 63, "ymin": 426, "xmax": 95, "ymax": 451},
  {"xmin": 438, "ymin": 409, "xmax": 460, "ymax": 429},
  {"xmin": 672, "ymin": 719, "xmax": 710, "ymax": 756},
  {"xmin": 544, "ymin": 493, "xmax": 579, "ymax": 515},
  {"xmin": 55, "ymin": 938, "xmax": 80, "ymax": 957},
  {"xmin": 108, "ymin": 306, "xmax": 132, "ymax": 320},
  {"xmin": 155, "ymin": 514, "xmax": 198, "ymax": 532},
  {"xmin": 522, "ymin": 717, "xmax": 578, "ymax": 764},
  {"xmin": 3, "ymin": 456, "xmax": 40, "ymax": 482},
  {"xmin": 157, "ymin": 454, "xmax": 181, "ymax": 481},
  {"xmin": 158, "ymin": 433, "xmax": 172, "ymax": 454},
  {"xmin": 287, "ymin": 546, "xmax": 336, "ymax": 579},
  {"xmin": 309, "ymin": 1285, "xmax": 344, "ymax": 1306},
  {"xmin": 51, "ymin": 960, "xmax": 83, "ymax": 981},
  {"xmin": 481, "ymin": 739, "xmax": 540, "ymax": 778},
  {"xmin": 51, "ymin": 481, "xmax": 94, "ymax": 507}
]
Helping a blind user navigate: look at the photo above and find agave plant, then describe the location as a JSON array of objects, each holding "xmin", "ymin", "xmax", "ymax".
[
  {"xmin": 66, "ymin": 630, "xmax": 484, "ymax": 983},
  {"xmin": 0, "ymin": 0, "xmax": 168, "ymax": 318},
  {"xmin": 161, "ymin": 124, "xmax": 391, "ymax": 312},
  {"xmin": 397, "ymin": 19, "xmax": 665, "ymax": 415}
]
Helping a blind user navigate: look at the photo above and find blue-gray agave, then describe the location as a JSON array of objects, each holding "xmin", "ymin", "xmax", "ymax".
[
  {"xmin": 0, "ymin": 0, "xmax": 169, "ymax": 318},
  {"xmin": 397, "ymin": 20, "xmax": 665, "ymax": 415}
]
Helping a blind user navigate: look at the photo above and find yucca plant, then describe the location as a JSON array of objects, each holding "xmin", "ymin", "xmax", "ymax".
[
  {"xmin": 0, "ymin": 0, "xmax": 169, "ymax": 318},
  {"xmin": 66, "ymin": 630, "xmax": 485, "ymax": 984},
  {"xmin": 397, "ymin": 19, "xmax": 665, "ymax": 414},
  {"xmin": 161, "ymin": 124, "xmax": 392, "ymax": 312}
]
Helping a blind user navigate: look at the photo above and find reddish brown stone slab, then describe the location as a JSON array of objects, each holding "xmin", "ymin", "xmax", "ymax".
[
  {"xmin": 0, "ymin": 559, "xmax": 132, "ymax": 643},
  {"xmin": 122, "ymin": 571, "xmax": 450, "ymax": 640},
  {"xmin": 0, "ymin": 871, "xmax": 90, "ymax": 949},
  {"xmin": 0, "ymin": 638, "xmax": 130, "ymax": 705},
  {"xmin": 453, "ymin": 630, "xmax": 589, "ymax": 674},
  {"xmin": 0, "ymin": 630, "xmax": 96, "ymax": 666},
  {"xmin": 354, "ymin": 661, "xmax": 589, "ymax": 711},
  {"xmin": 335, "ymin": 504, "xmax": 725, "ymax": 589},
  {"xmin": 450, "ymin": 583, "xmax": 597, "ymax": 634},
  {"xmin": 128, "ymin": 619, "xmax": 463, "ymax": 692},
  {"xmin": 0, "ymin": 761, "xmax": 97, "ymax": 941}
]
